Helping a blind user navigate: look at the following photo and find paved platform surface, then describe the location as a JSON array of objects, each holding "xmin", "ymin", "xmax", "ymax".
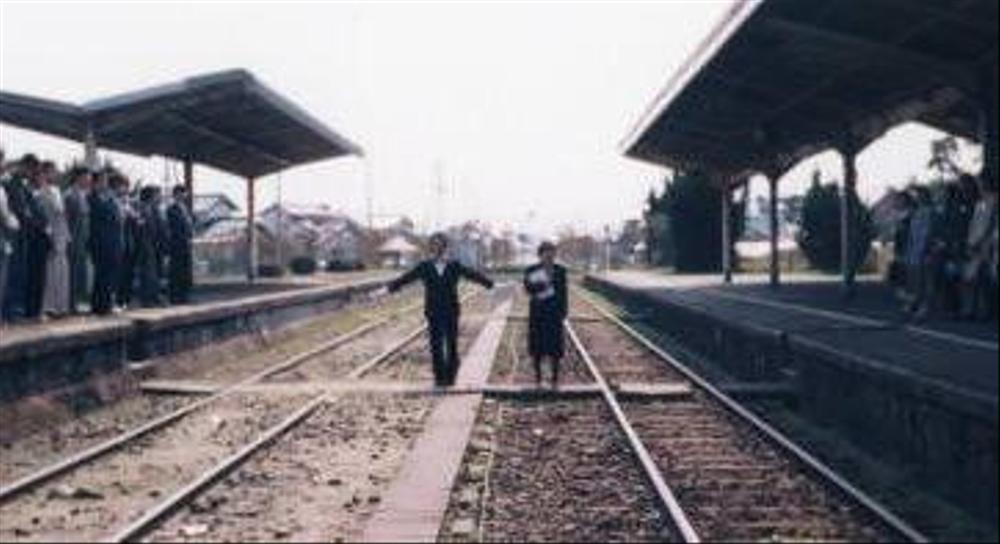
[
  {"xmin": 0, "ymin": 272, "xmax": 390, "ymax": 352},
  {"xmin": 599, "ymin": 271, "xmax": 998, "ymax": 399},
  {"xmin": 363, "ymin": 299, "xmax": 512, "ymax": 543}
]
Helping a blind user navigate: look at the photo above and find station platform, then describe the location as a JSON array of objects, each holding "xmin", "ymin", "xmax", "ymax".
[
  {"xmin": 584, "ymin": 270, "xmax": 998, "ymax": 521},
  {"xmin": 594, "ymin": 271, "xmax": 997, "ymax": 399},
  {"xmin": 0, "ymin": 272, "xmax": 391, "ymax": 405}
]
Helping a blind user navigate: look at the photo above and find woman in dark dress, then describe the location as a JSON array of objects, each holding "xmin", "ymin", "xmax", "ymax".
[{"xmin": 523, "ymin": 242, "xmax": 568, "ymax": 388}]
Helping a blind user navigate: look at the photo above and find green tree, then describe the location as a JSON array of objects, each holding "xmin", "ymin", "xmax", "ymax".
[
  {"xmin": 797, "ymin": 174, "xmax": 876, "ymax": 273},
  {"xmin": 643, "ymin": 170, "xmax": 746, "ymax": 272}
]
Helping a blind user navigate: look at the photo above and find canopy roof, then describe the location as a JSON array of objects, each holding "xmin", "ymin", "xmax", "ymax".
[
  {"xmin": 0, "ymin": 69, "xmax": 362, "ymax": 178},
  {"xmin": 622, "ymin": 0, "xmax": 999, "ymax": 179}
]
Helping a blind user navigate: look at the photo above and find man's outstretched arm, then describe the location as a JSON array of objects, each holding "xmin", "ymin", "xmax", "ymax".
[
  {"xmin": 388, "ymin": 262, "xmax": 425, "ymax": 293},
  {"xmin": 459, "ymin": 264, "xmax": 495, "ymax": 290}
]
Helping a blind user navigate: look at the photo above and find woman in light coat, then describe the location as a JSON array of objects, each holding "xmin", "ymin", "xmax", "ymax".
[{"xmin": 38, "ymin": 165, "xmax": 71, "ymax": 317}]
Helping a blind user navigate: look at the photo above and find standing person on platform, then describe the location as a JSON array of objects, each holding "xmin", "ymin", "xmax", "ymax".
[
  {"xmin": 382, "ymin": 233, "xmax": 495, "ymax": 387},
  {"xmin": 906, "ymin": 187, "xmax": 937, "ymax": 320},
  {"xmin": 38, "ymin": 162, "xmax": 72, "ymax": 317},
  {"xmin": 0, "ymin": 150, "xmax": 20, "ymax": 325},
  {"xmin": 136, "ymin": 186, "xmax": 166, "ymax": 307},
  {"xmin": 524, "ymin": 242, "xmax": 568, "ymax": 388},
  {"xmin": 961, "ymin": 179, "xmax": 998, "ymax": 321},
  {"xmin": 116, "ymin": 176, "xmax": 138, "ymax": 310},
  {"xmin": 2, "ymin": 154, "xmax": 42, "ymax": 321},
  {"xmin": 167, "ymin": 185, "xmax": 194, "ymax": 304},
  {"xmin": 89, "ymin": 170, "xmax": 125, "ymax": 316},
  {"xmin": 64, "ymin": 167, "xmax": 92, "ymax": 314},
  {"xmin": 23, "ymin": 161, "xmax": 52, "ymax": 321}
]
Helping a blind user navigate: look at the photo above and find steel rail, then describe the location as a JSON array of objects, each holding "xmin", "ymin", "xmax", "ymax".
[
  {"xmin": 107, "ymin": 323, "xmax": 427, "ymax": 543},
  {"xmin": 109, "ymin": 286, "xmax": 502, "ymax": 542},
  {"xmin": 575, "ymin": 289, "xmax": 928, "ymax": 544},
  {"xmin": 0, "ymin": 296, "xmax": 427, "ymax": 503},
  {"xmin": 565, "ymin": 320, "xmax": 702, "ymax": 544}
]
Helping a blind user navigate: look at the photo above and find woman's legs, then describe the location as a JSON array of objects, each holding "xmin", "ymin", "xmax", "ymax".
[{"xmin": 532, "ymin": 356, "xmax": 561, "ymax": 387}]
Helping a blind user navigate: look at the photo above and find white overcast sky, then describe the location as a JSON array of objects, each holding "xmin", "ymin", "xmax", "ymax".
[{"xmin": 0, "ymin": 1, "xmax": 981, "ymax": 237}]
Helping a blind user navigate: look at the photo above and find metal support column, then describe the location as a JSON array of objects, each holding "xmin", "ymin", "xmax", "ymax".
[
  {"xmin": 83, "ymin": 126, "xmax": 98, "ymax": 170},
  {"xmin": 841, "ymin": 147, "xmax": 860, "ymax": 295},
  {"xmin": 722, "ymin": 182, "xmax": 733, "ymax": 284},
  {"xmin": 768, "ymin": 175, "xmax": 780, "ymax": 288},
  {"xmin": 246, "ymin": 178, "xmax": 257, "ymax": 282},
  {"xmin": 183, "ymin": 160, "xmax": 195, "ymax": 212},
  {"xmin": 982, "ymin": 65, "xmax": 999, "ymax": 188}
]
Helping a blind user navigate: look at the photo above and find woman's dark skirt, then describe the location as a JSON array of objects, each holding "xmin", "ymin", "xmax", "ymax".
[{"xmin": 528, "ymin": 300, "xmax": 565, "ymax": 359}]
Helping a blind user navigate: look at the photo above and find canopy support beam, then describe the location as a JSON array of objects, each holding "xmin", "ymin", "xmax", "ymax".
[
  {"xmin": 246, "ymin": 178, "xmax": 258, "ymax": 282},
  {"xmin": 83, "ymin": 125, "xmax": 98, "ymax": 169},
  {"xmin": 183, "ymin": 159, "xmax": 194, "ymax": 212},
  {"xmin": 839, "ymin": 139, "xmax": 861, "ymax": 297},
  {"xmin": 767, "ymin": 174, "xmax": 780, "ymax": 289},
  {"xmin": 721, "ymin": 180, "xmax": 734, "ymax": 284},
  {"xmin": 981, "ymin": 65, "xmax": 999, "ymax": 188}
]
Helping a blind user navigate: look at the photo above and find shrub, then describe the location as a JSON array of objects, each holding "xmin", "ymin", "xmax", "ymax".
[
  {"xmin": 289, "ymin": 256, "xmax": 318, "ymax": 276},
  {"xmin": 797, "ymin": 181, "xmax": 875, "ymax": 273},
  {"xmin": 257, "ymin": 264, "xmax": 285, "ymax": 278}
]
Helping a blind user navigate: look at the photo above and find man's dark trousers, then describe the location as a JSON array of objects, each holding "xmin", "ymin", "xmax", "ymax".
[{"xmin": 428, "ymin": 312, "xmax": 460, "ymax": 386}]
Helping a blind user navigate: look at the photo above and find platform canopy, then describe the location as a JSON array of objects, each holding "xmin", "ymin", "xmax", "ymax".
[
  {"xmin": 621, "ymin": 0, "xmax": 999, "ymax": 178},
  {"xmin": 0, "ymin": 69, "xmax": 363, "ymax": 178}
]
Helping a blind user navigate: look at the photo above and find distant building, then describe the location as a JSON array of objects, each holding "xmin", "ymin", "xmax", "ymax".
[
  {"xmin": 193, "ymin": 218, "xmax": 275, "ymax": 277},
  {"xmin": 192, "ymin": 193, "xmax": 239, "ymax": 234},
  {"xmin": 259, "ymin": 204, "xmax": 367, "ymax": 268},
  {"xmin": 378, "ymin": 235, "xmax": 422, "ymax": 269}
]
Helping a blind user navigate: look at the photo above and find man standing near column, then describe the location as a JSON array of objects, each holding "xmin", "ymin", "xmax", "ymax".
[
  {"xmin": 167, "ymin": 185, "xmax": 194, "ymax": 304},
  {"xmin": 383, "ymin": 233, "xmax": 495, "ymax": 387}
]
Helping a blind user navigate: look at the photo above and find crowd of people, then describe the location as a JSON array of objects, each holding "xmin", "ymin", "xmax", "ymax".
[
  {"xmin": 889, "ymin": 173, "xmax": 999, "ymax": 322},
  {"xmin": 0, "ymin": 150, "xmax": 195, "ymax": 326}
]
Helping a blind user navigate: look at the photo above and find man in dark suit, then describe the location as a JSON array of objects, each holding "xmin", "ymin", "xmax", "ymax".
[
  {"xmin": 2, "ymin": 154, "xmax": 48, "ymax": 320},
  {"xmin": 386, "ymin": 233, "xmax": 495, "ymax": 387},
  {"xmin": 89, "ymin": 170, "xmax": 125, "ymax": 316},
  {"xmin": 167, "ymin": 185, "xmax": 194, "ymax": 304},
  {"xmin": 137, "ymin": 186, "xmax": 168, "ymax": 307}
]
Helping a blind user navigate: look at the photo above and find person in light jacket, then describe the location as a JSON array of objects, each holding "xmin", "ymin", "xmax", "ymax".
[
  {"xmin": 64, "ymin": 167, "xmax": 92, "ymax": 314},
  {"xmin": 38, "ymin": 163, "xmax": 71, "ymax": 317}
]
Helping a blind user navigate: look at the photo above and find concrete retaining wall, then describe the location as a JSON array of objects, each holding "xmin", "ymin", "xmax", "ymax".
[{"xmin": 0, "ymin": 279, "xmax": 387, "ymax": 406}]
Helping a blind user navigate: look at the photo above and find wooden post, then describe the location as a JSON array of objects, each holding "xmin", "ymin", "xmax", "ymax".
[
  {"xmin": 247, "ymin": 178, "xmax": 257, "ymax": 282},
  {"xmin": 83, "ymin": 125, "xmax": 98, "ymax": 170},
  {"xmin": 841, "ymin": 146, "xmax": 860, "ymax": 295},
  {"xmin": 722, "ymin": 181, "xmax": 733, "ymax": 284},
  {"xmin": 183, "ymin": 160, "xmax": 194, "ymax": 212},
  {"xmin": 768, "ymin": 175, "xmax": 780, "ymax": 288},
  {"xmin": 982, "ymin": 66, "xmax": 999, "ymax": 188}
]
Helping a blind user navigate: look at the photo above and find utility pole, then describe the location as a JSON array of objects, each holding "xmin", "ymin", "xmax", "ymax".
[
  {"xmin": 365, "ymin": 159, "xmax": 375, "ymax": 232},
  {"xmin": 433, "ymin": 160, "xmax": 447, "ymax": 232},
  {"xmin": 604, "ymin": 224, "xmax": 612, "ymax": 272}
]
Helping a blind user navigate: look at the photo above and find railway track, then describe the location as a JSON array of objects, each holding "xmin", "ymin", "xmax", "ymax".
[
  {"xmin": 567, "ymin": 289, "xmax": 928, "ymax": 543},
  {"xmin": 0, "ymin": 288, "xmax": 498, "ymax": 542}
]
